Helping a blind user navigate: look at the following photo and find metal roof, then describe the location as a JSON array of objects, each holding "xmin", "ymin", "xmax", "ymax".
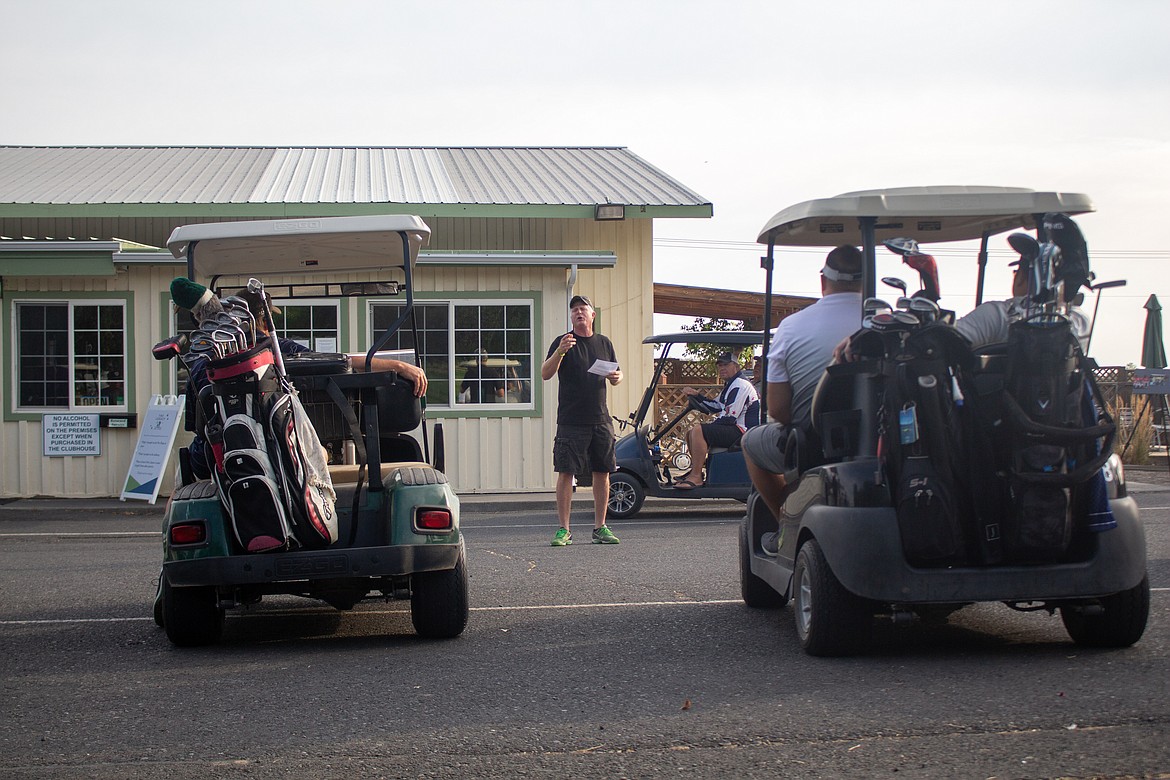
[{"xmin": 0, "ymin": 146, "xmax": 711, "ymax": 217}]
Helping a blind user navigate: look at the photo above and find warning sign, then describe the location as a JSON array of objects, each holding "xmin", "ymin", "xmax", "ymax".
[{"xmin": 43, "ymin": 413, "xmax": 101, "ymax": 457}]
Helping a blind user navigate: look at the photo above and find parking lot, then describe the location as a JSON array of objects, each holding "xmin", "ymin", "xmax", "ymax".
[{"xmin": 1, "ymin": 486, "xmax": 1168, "ymax": 779}]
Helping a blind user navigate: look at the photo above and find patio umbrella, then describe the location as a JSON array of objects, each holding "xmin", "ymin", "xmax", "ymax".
[{"xmin": 1142, "ymin": 294, "xmax": 1167, "ymax": 369}]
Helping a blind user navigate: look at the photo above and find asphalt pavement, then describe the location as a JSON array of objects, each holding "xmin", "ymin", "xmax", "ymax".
[{"xmin": 2, "ymin": 464, "xmax": 1167, "ymax": 518}]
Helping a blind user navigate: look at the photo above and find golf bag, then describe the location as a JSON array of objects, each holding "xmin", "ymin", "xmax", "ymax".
[
  {"xmin": 203, "ymin": 343, "xmax": 338, "ymax": 553},
  {"xmin": 869, "ymin": 324, "xmax": 974, "ymax": 566},
  {"xmin": 994, "ymin": 315, "xmax": 1115, "ymax": 562}
]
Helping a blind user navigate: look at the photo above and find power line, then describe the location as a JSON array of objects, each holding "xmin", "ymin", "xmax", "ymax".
[{"xmin": 653, "ymin": 237, "xmax": 1169, "ymax": 259}]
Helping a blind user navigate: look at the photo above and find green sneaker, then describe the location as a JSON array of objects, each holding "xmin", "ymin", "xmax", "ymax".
[
  {"xmin": 551, "ymin": 528, "xmax": 572, "ymax": 547},
  {"xmin": 592, "ymin": 525, "xmax": 620, "ymax": 544}
]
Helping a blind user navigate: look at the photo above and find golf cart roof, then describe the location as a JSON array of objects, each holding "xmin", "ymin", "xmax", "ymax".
[
  {"xmin": 643, "ymin": 331, "xmax": 765, "ymax": 346},
  {"xmin": 167, "ymin": 214, "xmax": 432, "ymax": 278},
  {"xmin": 757, "ymin": 186, "xmax": 1094, "ymax": 247}
]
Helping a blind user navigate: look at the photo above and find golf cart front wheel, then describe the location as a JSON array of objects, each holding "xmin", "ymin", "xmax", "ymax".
[
  {"xmin": 1060, "ymin": 574, "xmax": 1150, "ymax": 648},
  {"xmin": 607, "ymin": 472, "xmax": 645, "ymax": 519},
  {"xmin": 792, "ymin": 540, "xmax": 872, "ymax": 657}
]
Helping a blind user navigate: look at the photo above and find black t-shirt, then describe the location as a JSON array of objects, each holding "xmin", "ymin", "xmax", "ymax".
[{"xmin": 546, "ymin": 331, "xmax": 617, "ymax": 425}]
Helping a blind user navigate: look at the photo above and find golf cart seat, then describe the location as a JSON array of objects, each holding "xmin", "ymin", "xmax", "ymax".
[{"xmin": 808, "ymin": 360, "xmax": 883, "ymax": 462}]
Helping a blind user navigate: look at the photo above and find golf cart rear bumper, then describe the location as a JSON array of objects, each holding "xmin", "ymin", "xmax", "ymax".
[
  {"xmin": 164, "ymin": 543, "xmax": 462, "ymax": 587},
  {"xmin": 804, "ymin": 497, "xmax": 1146, "ymax": 603}
]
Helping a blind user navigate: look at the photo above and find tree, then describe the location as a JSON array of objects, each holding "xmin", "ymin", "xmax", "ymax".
[{"xmin": 680, "ymin": 317, "xmax": 755, "ymax": 370}]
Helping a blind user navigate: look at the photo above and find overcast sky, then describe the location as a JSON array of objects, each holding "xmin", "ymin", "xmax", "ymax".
[{"xmin": 3, "ymin": 0, "xmax": 1168, "ymax": 367}]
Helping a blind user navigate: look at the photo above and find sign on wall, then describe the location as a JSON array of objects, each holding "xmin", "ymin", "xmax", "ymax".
[
  {"xmin": 43, "ymin": 413, "xmax": 101, "ymax": 457},
  {"xmin": 121, "ymin": 395, "xmax": 185, "ymax": 504},
  {"xmin": 1132, "ymin": 368, "xmax": 1170, "ymax": 395}
]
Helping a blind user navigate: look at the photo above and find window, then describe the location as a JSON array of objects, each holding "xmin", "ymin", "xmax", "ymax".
[
  {"xmin": 16, "ymin": 301, "xmax": 127, "ymax": 410},
  {"xmin": 272, "ymin": 300, "xmax": 341, "ymax": 352},
  {"xmin": 369, "ymin": 300, "xmax": 533, "ymax": 408}
]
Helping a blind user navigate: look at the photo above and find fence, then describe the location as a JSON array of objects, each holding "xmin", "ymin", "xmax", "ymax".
[{"xmin": 646, "ymin": 363, "xmax": 1153, "ymax": 463}]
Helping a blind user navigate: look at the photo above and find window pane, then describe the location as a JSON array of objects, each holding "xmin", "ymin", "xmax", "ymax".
[
  {"xmin": 45, "ymin": 306, "xmax": 68, "ymax": 330},
  {"xmin": 74, "ymin": 305, "xmax": 98, "ymax": 329},
  {"xmin": 100, "ymin": 306, "xmax": 123, "ymax": 329},
  {"xmin": 100, "ymin": 330, "xmax": 124, "ymax": 353},
  {"xmin": 74, "ymin": 331, "xmax": 98, "ymax": 357},
  {"xmin": 506, "ymin": 306, "xmax": 531, "ymax": 329},
  {"xmin": 19, "ymin": 305, "xmax": 45, "ymax": 329},
  {"xmin": 480, "ymin": 306, "xmax": 504, "ymax": 329}
]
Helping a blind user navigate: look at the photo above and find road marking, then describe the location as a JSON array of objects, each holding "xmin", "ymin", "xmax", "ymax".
[
  {"xmin": 0, "ymin": 532, "xmax": 157, "ymax": 538},
  {"xmin": 0, "ymin": 598, "xmax": 744, "ymax": 626}
]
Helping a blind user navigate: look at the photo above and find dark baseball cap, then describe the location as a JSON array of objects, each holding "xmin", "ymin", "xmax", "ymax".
[
  {"xmin": 569, "ymin": 294, "xmax": 592, "ymax": 309},
  {"xmin": 241, "ymin": 289, "xmax": 281, "ymax": 316},
  {"xmin": 715, "ymin": 351, "xmax": 737, "ymax": 365}
]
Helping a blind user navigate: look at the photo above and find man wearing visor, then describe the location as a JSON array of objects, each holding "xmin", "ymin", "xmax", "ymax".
[{"xmin": 742, "ymin": 245, "xmax": 864, "ymax": 551}]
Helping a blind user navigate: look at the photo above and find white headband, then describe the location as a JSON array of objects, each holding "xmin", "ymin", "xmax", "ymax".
[{"xmin": 820, "ymin": 264, "xmax": 863, "ymax": 282}]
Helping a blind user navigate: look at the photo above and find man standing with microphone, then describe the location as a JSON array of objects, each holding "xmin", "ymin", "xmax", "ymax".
[{"xmin": 542, "ymin": 295, "xmax": 623, "ymax": 546}]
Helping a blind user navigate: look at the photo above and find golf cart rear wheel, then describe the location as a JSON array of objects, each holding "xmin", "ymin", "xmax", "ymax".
[
  {"xmin": 411, "ymin": 551, "xmax": 469, "ymax": 639},
  {"xmin": 161, "ymin": 579, "xmax": 225, "ymax": 647},
  {"xmin": 1060, "ymin": 574, "xmax": 1150, "ymax": 648},
  {"xmin": 792, "ymin": 540, "xmax": 872, "ymax": 657},
  {"xmin": 739, "ymin": 516, "xmax": 786, "ymax": 608},
  {"xmin": 607, "ymin": 472, "xmax": 645, "ymax": 519}
]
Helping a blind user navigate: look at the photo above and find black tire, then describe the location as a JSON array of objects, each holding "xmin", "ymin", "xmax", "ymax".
[
  {"xmin": 792, "ymin": 540, "xmax": 873, "ymax": 657},
  {"xmin": 607, "ymin": 472, "xmax": 645, "ymax": 519},
  {"xmin": 1061, "ymin": 574, "xmax": 1150, "ymax": 648},
  {"xmin": 161, "ymin": 579, "xmax": 225, "ymax": 647},
  {"xmin": 411, "ymin": 551, "xmax": 469, "ymax": 639},
  {"xmin": 739, "ymin": 516, "xmax": 786, "ymax": 608},
  {"xmin": 152, "ymin": 573, "xmax": 164, "ymax": 627}
]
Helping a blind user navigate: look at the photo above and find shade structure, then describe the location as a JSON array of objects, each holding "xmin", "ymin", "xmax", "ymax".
[{"xmin": 1142, "ymin": 294, "xmax": 1167, "ymax": 369}]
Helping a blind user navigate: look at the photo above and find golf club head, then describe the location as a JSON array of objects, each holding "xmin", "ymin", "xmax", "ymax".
[
  {"xmin": 883, "ymin": 237, "xmax": 920, "ymax": 257},
  {"xmin": 211, "ymin": 329, "xmax": 239, "ymax": 357},
  {"xmin": 896, "ymin": 297, "xmax": 912, "ymax": 310},
  {"xmin": 892, "ymin": 311, "xmax": 920, "ymax": 326},
  {"xmin": 881, "ymin": 276, "xmax": 908, "ymax": 295},
  {"xmin": 1007, "ymin": 232, "xmax": 1040, "ymax": 264},
  {"xmin": 863, "ymin": 297, "xmax": 893, "ymax": 314},
  {"xmin": 909, "ymin": 296, "xmax": 940, "ymax": 312}
]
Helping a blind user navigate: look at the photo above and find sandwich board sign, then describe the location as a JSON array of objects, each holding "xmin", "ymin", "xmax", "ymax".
[{"xmin": 121, "ymin": 395, "xmax": 185, "ymax": 504}]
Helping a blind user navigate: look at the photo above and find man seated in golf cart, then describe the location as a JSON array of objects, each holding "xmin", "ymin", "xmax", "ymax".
[
  {"xmin": 182, "ymin": 286, "xmax": 429, "ymax": 480},
  {"xmin": 741, "ymin": 245, "xmax": 864, "ymax": 534},
  {"xmin": 672, "ymin": 350, "xmax": 760, "ymax": 489}
]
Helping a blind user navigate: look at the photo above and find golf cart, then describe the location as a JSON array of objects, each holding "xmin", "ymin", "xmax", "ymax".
[
  {"xmin": 739, "ymin": 186, "xmax": 1149, "ymax": 655},
  {"xmin": 154, "ymin": 215, "xmax": 468, "ymax": 646},
  {"xmin": 607, "ymin": 330, "xmax": 764, "ymax": 518}
]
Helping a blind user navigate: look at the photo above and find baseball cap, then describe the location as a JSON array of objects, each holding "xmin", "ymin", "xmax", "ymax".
[
  {"xmin": 715, "ymin": 351, "xmax": 737, "ymax": 365},
  {"xmin": 241, "ymin": 289, "xmax": 281, "ymax": 316},
  {"xmin": 569, "ymin": 294, "xmax": 592, "ymax": 309}
]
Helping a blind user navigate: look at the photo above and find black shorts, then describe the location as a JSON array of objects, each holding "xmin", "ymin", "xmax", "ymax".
[
  {"xmin": 553, "ymin": 422, "xmax": 616, "ymax": 477},
  {"xmin": 700, "ymin": 421, "xmax": 744, "ymax": 449}
]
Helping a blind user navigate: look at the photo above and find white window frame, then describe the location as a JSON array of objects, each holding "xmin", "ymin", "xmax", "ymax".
[
  {"xmin": 13, "ymin": 298, "xmax": 129, "ymax": 413},
  {"xmin": 367, "ymin": 297, "xmax": 535, "ymax": 410}
]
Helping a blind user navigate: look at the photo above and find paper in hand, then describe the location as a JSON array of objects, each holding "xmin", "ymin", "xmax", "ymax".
[{"xmin": 588, "ymin": 359, "xmax": 619, "ymax": 376}]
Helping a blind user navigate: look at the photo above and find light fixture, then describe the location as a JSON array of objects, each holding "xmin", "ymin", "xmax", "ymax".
[{"xmin": 594, "ymin": 204, "xmax": 625, "ymax": 221}]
